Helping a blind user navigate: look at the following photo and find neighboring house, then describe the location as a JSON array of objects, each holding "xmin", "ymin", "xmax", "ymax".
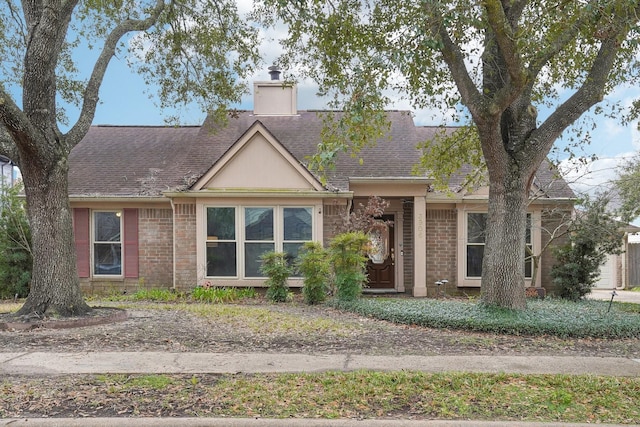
[
  {"xmin": 0, "ymin": 155, "xmax": 17, "ymax": 190},
  {"xmin": 68, "ymin": 76, "xmax": 575, "ymax": 297}
]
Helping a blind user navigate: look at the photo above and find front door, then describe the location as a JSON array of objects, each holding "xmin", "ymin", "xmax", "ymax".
[{"xmin": 367, "ymin": 214, "xmax": 395, "ymax": 289}]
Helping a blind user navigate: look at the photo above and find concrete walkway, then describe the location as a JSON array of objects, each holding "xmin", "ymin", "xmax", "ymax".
[
  {"xmin": 1, "ymin": 352, "xmax": 639, "ymax": 377},
  {"xmin": 1, "ymin": 352, "xmax": 639, "ymax": 426},
  {"xmin": 587, "ymin": 289, "xmax": 640, "ymax": 304},
  {"xmin": 2, "ymin": 292, "xmax": 639, "ymax": 427}
]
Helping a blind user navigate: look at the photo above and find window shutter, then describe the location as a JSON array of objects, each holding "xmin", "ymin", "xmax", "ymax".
[
  {"xmin": 73, "ymin": 208, "xmax": 90, "ymax": 278},
  {"xmin": 124, "ymin": 208, "xmax": 139, "ymax": 278}
]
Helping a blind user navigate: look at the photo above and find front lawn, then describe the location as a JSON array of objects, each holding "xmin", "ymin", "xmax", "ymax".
[{"xmin": 330, "ymin": 297, "xmax": 640, "ymax": 339}]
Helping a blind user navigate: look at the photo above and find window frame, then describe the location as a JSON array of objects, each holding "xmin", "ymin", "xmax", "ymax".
[
  {"xmin": 206, "ymin": 206, "xmax": 239, "ymax": 278},
  {"xmin": 457, "ymin": 208, "xmax": 539, "ymax": 287},
  {"xmin": 91, "ymin": 210, "xmax": 123, "ymax": 278},
  {"xmin": 202, "ymin": 204, "xmax": 315, "ymax": 280}
]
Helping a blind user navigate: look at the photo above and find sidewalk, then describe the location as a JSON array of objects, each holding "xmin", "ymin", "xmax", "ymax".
[{"xmin": 1, "ymin": 352, "xmax": 639, "ymax": 377}]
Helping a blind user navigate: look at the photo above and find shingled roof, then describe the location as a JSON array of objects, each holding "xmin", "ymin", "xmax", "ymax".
[{"xmin": 68, "ymin": 111, "xmax": 575, "ymax": 199}]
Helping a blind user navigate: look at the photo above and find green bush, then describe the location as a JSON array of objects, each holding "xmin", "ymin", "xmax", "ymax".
[
  {"xmin": 297, "ymin": 241, "xmax": 330, "ymax": 305},
  {"xmin": 551, "ymin": 195, "xmax": 624, "ymax": 301},
  {"xmin": 260, "ymin": 251, "xmax": 292, "ymax": 303},
  {"xmin": 0, "ymin": 184, "xmax": 32, "ymax": 299},
  {"xmin": 329, "ymin": 231, "xmax": 369, "ymax": 302},
  {"xmin": 329, "ymin": 297, "xmax": 640, "ymax": 339}
]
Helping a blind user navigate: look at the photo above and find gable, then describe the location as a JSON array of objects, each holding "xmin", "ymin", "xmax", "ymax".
[{"xmin": 194, "ymin": 122, "xmax": 324, "ymax": 191}]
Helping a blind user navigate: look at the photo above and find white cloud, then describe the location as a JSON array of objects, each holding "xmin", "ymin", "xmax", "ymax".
[{"xmin": 559, "ymin": 153, "xmax": 635, "ymax": 197}]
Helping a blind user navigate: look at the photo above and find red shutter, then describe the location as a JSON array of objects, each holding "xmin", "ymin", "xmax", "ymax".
[
  {"xmin": 124, "ymin": 208, "xmax": 139, "ymax": 278},
  {"xmin": 73, "ymin": 208, "xmax": 90, "ymax": 278}
]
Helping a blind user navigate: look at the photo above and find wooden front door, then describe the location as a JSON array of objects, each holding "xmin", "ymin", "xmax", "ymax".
[{"xmin": 367, "ymin": 215, "xmax": 395, "ymax": 289}]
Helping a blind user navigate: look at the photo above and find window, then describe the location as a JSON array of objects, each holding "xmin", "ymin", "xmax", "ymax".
[
  {"xmin": 283, "ymin": 207, "xmax": 312, "ymax": 266},
  {"xmin": 206, "ymin": 207, "xmax": 237, "ymax": 277},
  {"xmin": 465, "ymin": 213, "xmax": 532, "ymax": 278},
  {"xmin": 93, "ymin": 211, "xmax": 122, "ymax": 275},
  {"xmin": 205, "ymin": 206, "xmax": 313, "ymax": 278},
  {"xmin": 244, "ymin": 207, "xmax": 275, "ymax": 277}
]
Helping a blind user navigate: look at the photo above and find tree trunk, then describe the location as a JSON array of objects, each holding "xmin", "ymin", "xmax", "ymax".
[
  {"xmin": 481, "ymin": 172, "xmax": 529, "ymax": 309},
  {"xmin": 479, "ymin": 120, "xmax": 533, "ymax": 310},
  {"xmin": 15, "ymin": 155, "xmax": 90, "ymax": 317}
]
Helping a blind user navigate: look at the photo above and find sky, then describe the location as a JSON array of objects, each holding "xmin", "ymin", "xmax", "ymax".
[
  {"xmin": 47, "ymin": 1, "xmax": 640, "ymax": 206},
  {"xmin": 87, "ymin": 50, "xmax": 640, "ymax": 205}
]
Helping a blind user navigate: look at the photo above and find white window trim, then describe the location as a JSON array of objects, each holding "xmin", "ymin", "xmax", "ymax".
[
  {"xmin": 456, "ymin": 207, "xmax": 541, "ymax": 287},
  {"xmin": 198, "ymin": 202, "xmax": 319, "ymax": 283},
  {"xmin": 91, "ymin": 210, "xmax": 124, "ymax": 278}
]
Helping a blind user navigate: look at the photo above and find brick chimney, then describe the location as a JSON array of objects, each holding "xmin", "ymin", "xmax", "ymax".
[{"xmin": 253, "ymin": 66, "xmax": 297, "ymax": 116}]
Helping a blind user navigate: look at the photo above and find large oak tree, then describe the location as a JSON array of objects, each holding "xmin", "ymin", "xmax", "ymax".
[
  {"xmin": 0, "ymin": 0, "xmax": 260, "ymax": 316},
  {"xmin": 258, "ymin": 0, "xmax": 640, "ymax": 309}
]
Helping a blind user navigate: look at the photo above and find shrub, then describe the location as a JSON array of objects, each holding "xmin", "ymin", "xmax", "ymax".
[
  {"xmin": 551, "ymin": 195, "xmax": 624, "ymax": 301},
  {"xmin": 329, "ymin": 297, "xmax": 640, "ymax": 339},
  {"xmin": 329, "ymin": 231, "xmax": 369, "ymax": 302},
  {"xmin": 260, "ymin": 251, "xmax": 292, "ymax": 303},
  {"xmin": 0, "ymin": 184, "xmax": 32, "ymax": 299},
  {"xmin": 297, "ymin": 241, "xmax": 331, "ymax": 305}
]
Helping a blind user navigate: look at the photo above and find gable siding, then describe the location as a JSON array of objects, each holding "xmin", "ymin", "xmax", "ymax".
[
  {"xmin": 73, "ymin": 208, "xmax": 90, "ymax": 278},
  {"xmin": 138, "ymin": 208, "xmax": 174, "ymax": 286},
  {"xmin": 426, "ymin": 209, "xmax": 457, "ymax": 297}
]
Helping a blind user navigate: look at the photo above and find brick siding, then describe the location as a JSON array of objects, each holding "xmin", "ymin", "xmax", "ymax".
[
  {"xmin": 174, "ymin": 202, "xmax": 197, "ymax": 290},
  {"xmin": 138, "ymin": 208, "xmax": 173, "ymax": 286},
  {"xmin": 322, "ymin": 201, "xmax": 348, "ymax": 244},
  {"xmin": 402, "ymin": 201, "xmax": 414, "ymax": 294},
  {"xmin": 426, "ymin": 209, "xmax": 457, "ymax": 297}
]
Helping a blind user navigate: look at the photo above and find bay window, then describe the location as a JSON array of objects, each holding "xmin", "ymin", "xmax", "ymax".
[{"xmin": 205, "ymin": 206, "xmax": 313, "ymax": 279}]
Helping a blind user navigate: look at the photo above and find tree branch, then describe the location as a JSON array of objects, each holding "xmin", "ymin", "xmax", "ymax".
[
  {"xmin": 533, "ymin": 31, "xmax": 631, "ymax": 156},
  {"xmin": 423, "ymin": 3, "xmax": 484, "ymax": 119},
  {"xmin": 0, "ymin": 84, "xmax": 39, "ymax": 161},
  {"xmin": 66, "ymin": 0, "xmax": 166, "ymax": 146},
  {"xmin": 526, "ymin": 0, "xmax": 598, "ymax": 77},
  {"xmin": 483, "ymin": 0, "xmax": 527, "ymax": 88}
]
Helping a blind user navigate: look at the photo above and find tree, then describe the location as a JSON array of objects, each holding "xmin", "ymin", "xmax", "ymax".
[
  {"xmin": 550, "ymin": 195, "xmax": 624, "ymax": 300},
  {"xmin": 0, "ymin": 183, "xmax": 32, "ymax": 299},
  {"xmin": 0, "ymin": 0, "xmax": 260, "ymax": 316},
  {"xmin": 616, "ymin": 153, "xmax": 640, "ymax": 223},
  {"xmin": 257, "ymin": 0, "xmax": 640, "ymax": 309}
]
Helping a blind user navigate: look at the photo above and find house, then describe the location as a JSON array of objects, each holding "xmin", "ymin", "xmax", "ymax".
[{"xmin": 68, "ymin": 74, "xmax": 576, "ymax": 297}]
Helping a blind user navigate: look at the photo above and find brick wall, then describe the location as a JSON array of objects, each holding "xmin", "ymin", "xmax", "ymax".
[
  {"xmin": 174, "ymin": 202, "xmax": 197, "ymax": 290},
  {"xmin": 322, "ymin": 202, "xmax": 348, "ymax": 244},
  {"xmin": 402, "ymin": 201, "xmax": 414, "ymax": 294},
  {"xmin": 138, "ymin": 208, "xmax": 173, "ymax": 287},
  {"xmin": 426, "ymin": 209, "xmax": 457, "ymax": 297}
]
